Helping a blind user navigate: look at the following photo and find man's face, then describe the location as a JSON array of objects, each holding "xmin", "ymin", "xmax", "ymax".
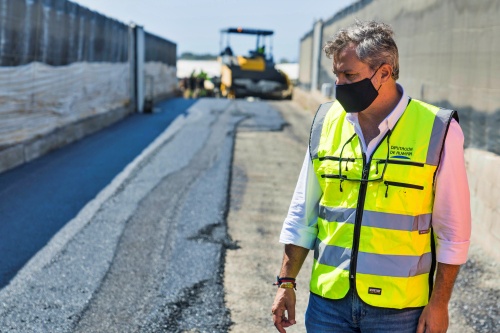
[{"xmin": 332, "ymin": 44, "xmax": 373, "ymax": 85}]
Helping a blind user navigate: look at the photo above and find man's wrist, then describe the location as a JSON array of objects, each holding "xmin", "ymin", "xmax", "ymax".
[
  {"xmin": 273, "ymin": 276, "xmax": 297, "ymax": 290},
  {"xmin": 279, "ymin": 282, "xmax": 295, "ymax": 289},
  {"xmin": 427, "ymin": 296, "xmax": 449, "ymax": 308}
]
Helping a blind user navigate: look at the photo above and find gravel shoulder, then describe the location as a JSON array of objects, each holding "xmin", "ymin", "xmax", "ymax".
[{"xmin": 225, "ymin": 101, "xmax": 315, "ymax": 333}]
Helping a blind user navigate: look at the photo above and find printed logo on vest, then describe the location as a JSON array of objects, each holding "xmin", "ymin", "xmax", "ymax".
[
  {"xmin": 368, "ymin": 287, "xmax": 382, "ymax": 295},
  {"xmin": 390, "ymin": 145, "xmax": 413, "ymax": 159}
]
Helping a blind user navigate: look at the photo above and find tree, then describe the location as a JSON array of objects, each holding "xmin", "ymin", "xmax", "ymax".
[{"xmin": 179, "ymin": 52, "xmax": 218, "ymax": 60}]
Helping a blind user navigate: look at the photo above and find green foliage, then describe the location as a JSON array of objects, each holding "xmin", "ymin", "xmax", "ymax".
[
  {"xmin": 179, "ymin": 52, "xmax": 218, "ymax": 60},
  {"xmin": 197, "ymin": 70, "xmax": 208, "ymax": 79}
]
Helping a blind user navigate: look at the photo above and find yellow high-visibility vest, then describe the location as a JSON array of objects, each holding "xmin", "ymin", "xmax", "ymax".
[{"xmin": 309, "ymin": 99, "xmax": 457, "ymax": 309}]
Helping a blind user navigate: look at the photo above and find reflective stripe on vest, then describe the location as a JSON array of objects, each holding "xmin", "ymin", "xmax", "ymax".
[
  {"xmin": 309, "ymin": 99, "xmax": 456, "ymax": 309},
  {"xmin": 310, "ymin": 101, "xmax": 334, "ymax": 161}
]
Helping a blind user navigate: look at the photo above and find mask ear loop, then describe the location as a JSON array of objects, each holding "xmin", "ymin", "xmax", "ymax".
[
  {"xmin": 338, "ymin": 133, "xmax": 357, "ymax": 192},
  {"xmin": 379, "ymin": 129, "xmax": 392, "ymax": 191},
  {"xmin": 370, "ymin": 64, "xmax": 384, "ymax": 91},
  {"xmin": 381, "ymin": 130, "xmax": 392, "ymax": 177}
]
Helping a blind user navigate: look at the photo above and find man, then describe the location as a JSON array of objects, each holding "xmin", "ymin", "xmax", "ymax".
[{"xmin": 271, "ymin": 20, "xmax": 470, "ymax": 333}]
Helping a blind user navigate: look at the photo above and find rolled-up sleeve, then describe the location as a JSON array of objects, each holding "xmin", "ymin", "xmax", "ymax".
[
  {"xmin": 279, "ymin": 150, "xmax": 321, "ymax": 249},
  {"xmin": 433, "ymin": 119, "xmax": 471, "ymax": 265}
]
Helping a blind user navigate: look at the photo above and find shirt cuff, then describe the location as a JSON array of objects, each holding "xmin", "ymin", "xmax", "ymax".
[
  {"xmin": 436, "ymin": 238, "xmax": 470, "ymax": 265},
  {"xmin": 279, "ymin": 219, "xmax": 318, "ymax": 250}
]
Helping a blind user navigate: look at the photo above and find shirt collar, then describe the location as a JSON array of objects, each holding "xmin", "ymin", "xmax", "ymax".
[{"xmin": 346, "ymin": 83, "xmax": 408, "ymax": 131}]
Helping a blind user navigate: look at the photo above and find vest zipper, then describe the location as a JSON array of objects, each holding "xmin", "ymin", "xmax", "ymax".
[
  {"xmin": 349, "ymin": 151, "xmax": 368, "ymax": 284},
  {"xmin": 349, "ymin": 130, "xmax": 392, "ymax": 288},
  {"xmin": 321, "ymin": 174, "xmax": 341, "ymax": 179},
  {"xmin": 386, "ymin": 160, "xmax": 424, "ymax": 167},
  {"xmin": 376, "ymin": 159, "xmax": 424, "ymax": 173},
  {"xmin": 384, "ymin": 181, "xmax": 424, "ymax": 197},
  {"xmin": 319, "ymin": 156, "xmax": 356, "ymax": 162}
]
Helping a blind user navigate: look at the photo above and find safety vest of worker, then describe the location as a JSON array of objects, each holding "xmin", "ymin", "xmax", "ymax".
[{"xmin": 309, "ymin": 98, "xmax": 458, "ymax": 309}]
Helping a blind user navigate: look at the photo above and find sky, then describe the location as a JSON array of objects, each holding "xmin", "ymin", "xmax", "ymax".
[{"xmin": 71, "ymin": 0, "xmax": 355, "ymax": 62}]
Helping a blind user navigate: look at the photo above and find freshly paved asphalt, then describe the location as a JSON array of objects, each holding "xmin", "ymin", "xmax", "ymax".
[
  {"xmin": 0, "ymin": 98, "xmax": 286, "ymax": 332},
  {"xmin": 0, "ymin": 98, "xmax": 196, "ymax": 288}
]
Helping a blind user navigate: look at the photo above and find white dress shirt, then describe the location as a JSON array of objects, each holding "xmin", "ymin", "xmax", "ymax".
[{"xmin": 279, "ymin": 84, "xmax": 471, "ymax": 265}]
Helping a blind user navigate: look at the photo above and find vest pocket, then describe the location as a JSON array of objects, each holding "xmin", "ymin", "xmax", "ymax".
[{"xmin": 376, "ymin": 181, "xmax": 425, "ymax": 214}]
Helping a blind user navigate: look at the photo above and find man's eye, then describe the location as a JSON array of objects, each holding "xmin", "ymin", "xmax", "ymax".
[{"xmin": 346, "ymin": 73, "xmax": 355, "ymax": 78}]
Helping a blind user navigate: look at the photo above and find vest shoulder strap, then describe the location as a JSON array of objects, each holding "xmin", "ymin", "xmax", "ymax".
[
  {"xmin": 403, "ymin": 100, "xmax": 458, "ymax": 166},
  {"xmin": 430, "ymin": 107, "xmax": 458, "ymax": 180},
  {"xmin": 309, "ymin": 102, "xmax": 334, "ymax": 160},
  {"xmin": 437, "ymin": 107, "xmax": 458, "ymax": 123}
]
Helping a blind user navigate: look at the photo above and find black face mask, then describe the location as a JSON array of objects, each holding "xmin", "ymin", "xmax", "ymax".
[{"xmin": 335, "ymin": 68, "xmax": 380, "ymax": 113}]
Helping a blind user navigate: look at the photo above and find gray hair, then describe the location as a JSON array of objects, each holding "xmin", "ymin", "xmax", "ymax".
[{"xmin": 324, "ymin": 20, "xmax": 399, "ymax": 80}]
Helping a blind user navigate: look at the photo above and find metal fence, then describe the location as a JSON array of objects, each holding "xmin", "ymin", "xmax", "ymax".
[
  {"xmin": 0, "ymin": 0, "xmax": 177, "ymax": 159},
  {"xmin": 145, "ymin": 31, "xmax": 176, "ymax": 66},
  {"xmin": 0, "ymin": 0, "xmax": 130, "ymax": 66}
]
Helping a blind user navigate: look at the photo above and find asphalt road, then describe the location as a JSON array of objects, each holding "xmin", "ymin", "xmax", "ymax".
[{"xmin": 0, "ymin": 98, "xmax": 195, "ymax": 288}]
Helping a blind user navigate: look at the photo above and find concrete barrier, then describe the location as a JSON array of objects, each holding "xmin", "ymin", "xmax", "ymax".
[
  {"xmin": 0, "ymin": 105, "xmax": 132, "ymax": 174},
  {"xmin": 292, "ymin": 86, "xmax": 330, "ymax": 113},
  {"xmin": 465, "ymin": 148, "xmax": 500, "ymax": 261}
]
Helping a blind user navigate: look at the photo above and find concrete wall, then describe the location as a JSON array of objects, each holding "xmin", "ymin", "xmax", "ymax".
[
  {"xmin": 310, "ymin": 20, "xmax": 324, "ymax": 92},
  {"xmin": 298, "ymin": 0, "xmax": 500, "ymax": 260},
  {"xmin": 465, "ymin": 149, "xmax": 500, "ymax": 261},
  {"xmin": 298, "ymin": 31, "xmax": 313, "ymax": 90}
]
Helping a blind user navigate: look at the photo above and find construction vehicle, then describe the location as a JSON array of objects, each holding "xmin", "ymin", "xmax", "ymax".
[{"xmin": 218, "ymin": 27, "xmax": 292, "ymax": 99}]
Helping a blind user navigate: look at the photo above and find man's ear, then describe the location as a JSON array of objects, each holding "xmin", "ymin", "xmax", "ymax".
[{"xmin": 379, "ymin": 64, "xmax": 393, "ymax": 83}]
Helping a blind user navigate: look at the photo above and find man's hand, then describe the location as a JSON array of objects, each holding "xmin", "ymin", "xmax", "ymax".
[
  {"xmin": 417, "ymin": 262, "xmax": 460, "ymax": 333},
  {"xmin": 272, "ymin": 244, "xmax": 309, "ymax": 332},
  {"xmin": 416, "ymin": 299, "xmax": 449, "ymax": 333},
  {"xmin": 271, "ymin": 288, "xmax": 296, "ymax": 333}
]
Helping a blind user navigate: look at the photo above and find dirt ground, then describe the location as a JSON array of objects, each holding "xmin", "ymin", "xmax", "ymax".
[{"xmin": 224, "ymin": 100, "xmax": 314, "ymax": 333}]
